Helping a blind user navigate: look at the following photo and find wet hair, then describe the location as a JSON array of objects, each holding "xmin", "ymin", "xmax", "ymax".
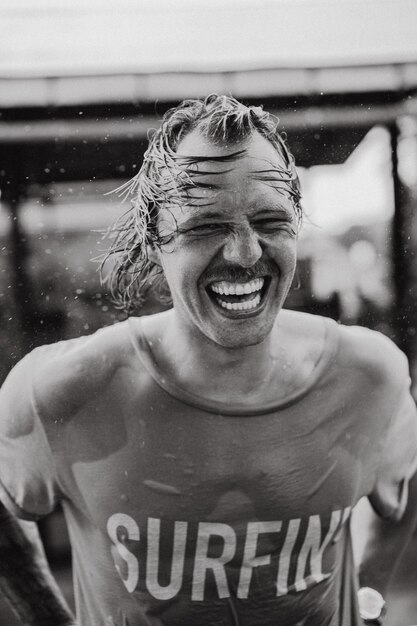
[{"xmin": 101, "ymin": 94, "xmax": 302, "ymax": 313}]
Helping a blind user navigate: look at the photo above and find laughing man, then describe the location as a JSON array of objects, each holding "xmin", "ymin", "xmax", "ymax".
[{"xmin": 1, "ymin": 95, "xmax": 417, "ymax": 625}]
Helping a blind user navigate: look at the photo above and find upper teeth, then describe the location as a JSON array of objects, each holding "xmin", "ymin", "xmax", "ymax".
[{"xmin": 209, "ymin": 278, "xmax": 264, "ymax": 295}]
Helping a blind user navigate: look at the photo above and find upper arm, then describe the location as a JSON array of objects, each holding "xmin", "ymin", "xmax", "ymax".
[
  {"xmin": 339, "ymin": 325, "xmax": 417, "ymax": 522},
  {"xmin": 0, "ymin": 350, "xmax": 60, "ymax": 520},
  {"xmin": 368, "ymin": 375, "xmax": 417, "ymax": 522}
]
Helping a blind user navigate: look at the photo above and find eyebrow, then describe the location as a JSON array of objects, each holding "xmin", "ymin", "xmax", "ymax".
[
  {"xmin": 180, "ymin": 207, "xmax": 294, "ymax": 221},
  {"xmin": 180, "ymin": 211, "xmax": 225, "ymax": 221}
]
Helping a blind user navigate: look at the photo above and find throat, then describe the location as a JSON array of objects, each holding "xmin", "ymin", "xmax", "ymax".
[
  {"xmin": 138, "ymin": 309, "xmax": 326, "ymax": 409},
  {"xmin": 164, "ymin": 339, "xmax": 285, "ymax": 406}
]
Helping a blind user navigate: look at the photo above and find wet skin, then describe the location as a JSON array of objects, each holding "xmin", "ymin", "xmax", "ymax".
[{"xmin": 154, "ymin": 130, "xmax": 298, "ymax": 351}]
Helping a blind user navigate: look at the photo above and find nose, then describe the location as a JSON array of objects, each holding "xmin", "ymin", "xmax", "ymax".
[{"xmin": 222, "ymin": 225, "xmax": 263, "ymax": 267}]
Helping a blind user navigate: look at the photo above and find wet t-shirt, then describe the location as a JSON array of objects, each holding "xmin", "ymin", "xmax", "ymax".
[{"xmin": 1, "ymin": 312, "xmax": 416, "ymax": 626}]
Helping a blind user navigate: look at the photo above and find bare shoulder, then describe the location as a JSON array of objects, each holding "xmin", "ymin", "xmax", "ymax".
[
  {"xmin": 135, "ymin": 309, "xmax": 174, "ymax": 339},
  {"xmin": 336, "ymin": 322, "xmax": 409, "ymax": 384},
  {"xmin": 30, "ymin": 320, "xmax": 136, "ymax": 418},
  {"xmin": 274, "ymin": 310, "xmax": 409, "ymax": 386},
  {"xmin": 277, "ymin": 308, "xmax": 326, "ymax": 338},
  {"xmin": 275, "ymin": 309, "xmax": 328, "ymax": 364},
  {"xmin": 36, "ymin": 319, "xmax": 133, "ymax": 372}
]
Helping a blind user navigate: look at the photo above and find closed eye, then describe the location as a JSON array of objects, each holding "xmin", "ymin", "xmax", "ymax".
[
  {"xmin": 181, "ymin": 223, "xmax": 227, "ymax": 236},
  {"xmin": 253, "ymin": 219, "xmax": 296, "ymax": 235}
]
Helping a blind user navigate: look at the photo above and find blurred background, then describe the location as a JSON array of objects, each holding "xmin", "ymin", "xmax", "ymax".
[{"xmin": 1, "ymin": 0, "xmax": 417, "ymax": 623}]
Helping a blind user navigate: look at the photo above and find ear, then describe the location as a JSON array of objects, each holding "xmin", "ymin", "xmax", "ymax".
[{"xmin": 147, "ymin": 244, "xmax": 162, "ymax": 267}]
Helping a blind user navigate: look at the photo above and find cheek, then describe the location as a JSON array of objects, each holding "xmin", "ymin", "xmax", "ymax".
[
  {"xmin": 160, "ymin": 248, "xmax": 206, "ymax": 296},
  {"xmin": 162, "ymin": 236, "xmax": 219, "ymax": 278},
  {"xmin": 269, "ymin": 236, "xmax": 297, "ymax": 267},
  {"xmin": 286, "ymin": 242, "xmax": 298, "ymax": 269}
]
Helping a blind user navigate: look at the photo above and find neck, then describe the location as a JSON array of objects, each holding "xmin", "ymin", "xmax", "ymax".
[
  {"xmin": 158, "ymin": 311, "xmax": 281, "ymax": 401},
  {"xmin": 140, "ymin": 308, "xmax": 325, "ymax": 407}
]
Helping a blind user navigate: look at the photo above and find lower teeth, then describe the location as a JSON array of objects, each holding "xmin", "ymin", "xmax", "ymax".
[{"xmin": 216, "ymin": 293, "xmax": 261, "ymax": 311}]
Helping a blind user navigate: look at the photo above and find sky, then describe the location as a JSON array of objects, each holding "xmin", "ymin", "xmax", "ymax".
[{"xmin": 1, "ymin": 0, "xmax": 417, "ymax": 76}]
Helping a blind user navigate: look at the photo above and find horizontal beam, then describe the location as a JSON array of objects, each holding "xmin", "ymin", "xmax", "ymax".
[
  {"xmin": 0, "ymin": 101, "xmax": 409, "ymax": 145},
  {"xmin": 1, "ymin": 63, "xmax": 417, "ymax": 108}
]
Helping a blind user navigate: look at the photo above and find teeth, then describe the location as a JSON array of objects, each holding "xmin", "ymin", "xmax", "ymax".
[
  {"xmin": 216, "ymin": 293, "xmax": 261, "ymax": 311},
  {"xmin": 210, "ymin": 278, "xmax": 264, "ymax": 295}
]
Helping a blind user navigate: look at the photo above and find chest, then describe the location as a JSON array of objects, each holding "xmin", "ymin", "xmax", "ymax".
[{"xmin": 67, "ymin": 401, "xmax": 363, "ymax": 532}]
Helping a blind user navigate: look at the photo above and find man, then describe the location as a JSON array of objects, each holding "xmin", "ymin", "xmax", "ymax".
[{"xmin": 1, "ymin": 94, "xmax": 417, "ymax": 625}]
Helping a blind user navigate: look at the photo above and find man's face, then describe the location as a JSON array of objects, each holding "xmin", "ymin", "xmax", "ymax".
[{"xmin": 155, "ymin": 129, "xmax": 298, "ymax": 348}]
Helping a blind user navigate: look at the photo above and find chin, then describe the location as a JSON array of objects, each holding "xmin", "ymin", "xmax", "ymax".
[{"xmin": 205, "ymin": 321, "xmax": 275, "ymax": 349}]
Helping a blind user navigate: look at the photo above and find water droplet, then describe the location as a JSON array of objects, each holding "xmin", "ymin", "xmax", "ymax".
[{"xmin": 143, "ymin": 480, "xmax": 182, "ymax": 495}]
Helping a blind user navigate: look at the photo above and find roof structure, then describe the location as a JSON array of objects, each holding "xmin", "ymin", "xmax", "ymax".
[
  {"xmin": 1, "ymin": 0, "xmax": 417, "ymax": 106},
  {"xmin": 0, "ymin": 0, "xmax": 416, "ymax": 177}
]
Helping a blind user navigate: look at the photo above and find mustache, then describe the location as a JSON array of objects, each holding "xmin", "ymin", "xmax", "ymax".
[{"xmin": 202, "ymin": 259, "xmax": 277, "ymax": 284}]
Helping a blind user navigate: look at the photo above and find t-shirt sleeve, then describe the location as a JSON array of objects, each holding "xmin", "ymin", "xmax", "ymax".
[
  {"xmin": 0, "ymin": 349, "xmax": 60, "ymax": 520},
  {"xmin": 368, "ymin": 376, "xmax": 417, "ymax": 521}
]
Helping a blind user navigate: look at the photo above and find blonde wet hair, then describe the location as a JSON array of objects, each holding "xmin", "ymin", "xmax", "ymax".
[{"xmin": 101, "ymin": 94, "xmax": 302, "ymax": 313}]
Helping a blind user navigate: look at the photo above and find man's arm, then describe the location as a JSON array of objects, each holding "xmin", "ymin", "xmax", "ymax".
[
  {"xmin": 358, "ymin": 470, "xmax": 417, "ymax": 596},
  {"xmin": 0, "ymin": 501, "xmax": 75, "ymax": 625}
]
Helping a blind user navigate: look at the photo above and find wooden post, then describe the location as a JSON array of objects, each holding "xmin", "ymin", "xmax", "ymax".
[
  {"xmin": 1, "ymin": 170, "xmax": 34, "ymax": 355},
  {"xmin": 390, "ymin": 121, "xmax": 413, "ymax": 357}
]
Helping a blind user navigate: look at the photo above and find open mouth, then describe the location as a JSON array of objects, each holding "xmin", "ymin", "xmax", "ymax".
[{"xmin": 206, "ymin": 276, "xmax": 271, "ymax": 314}]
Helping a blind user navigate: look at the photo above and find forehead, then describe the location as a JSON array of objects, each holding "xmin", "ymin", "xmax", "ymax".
[
  {"xmin": 173, "ymin": 129, "xmax": 293, "ymax": 213},
  {"xmin": 171, "ymin": 129, "xmax": 294, "ymax": 214},
  {"xmin": 176, "ymin": 128, "xmax": 286, "ymax": 172}
]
